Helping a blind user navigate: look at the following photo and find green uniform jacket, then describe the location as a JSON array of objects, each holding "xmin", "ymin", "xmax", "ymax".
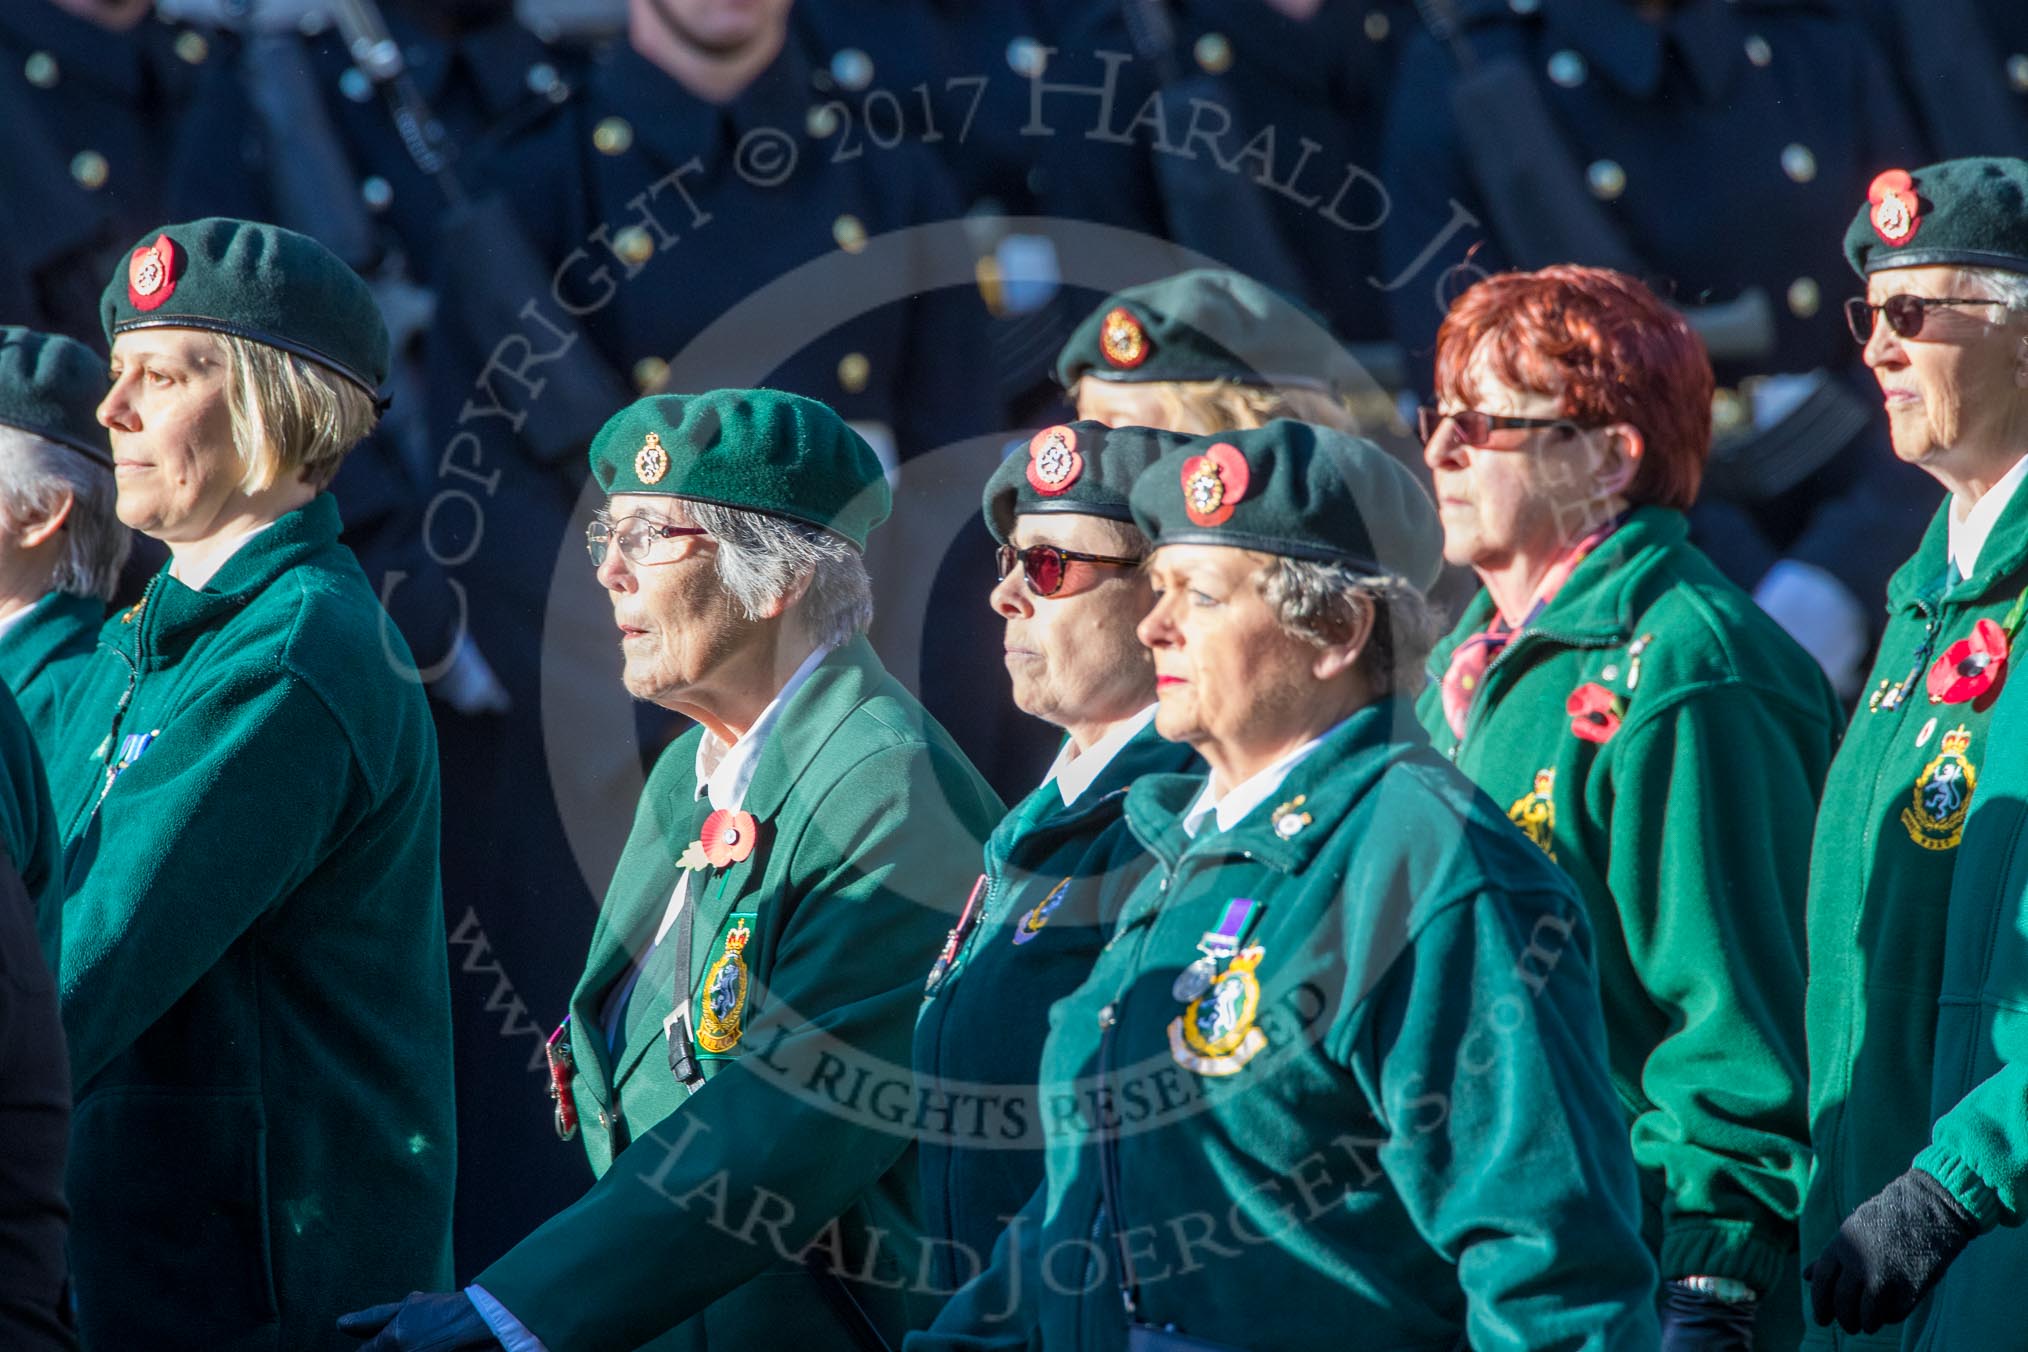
[
  {"xmin": 913, "ymin": 721, "xmax": 1198, "ymax": 1294},
  {"xmin": 0, "ymin": 678, "xmax": 59, "ymax": 974},
  {"xmin": 1420, "ymin": 507, "xmax": 1834, "ymax": 1311},
  {"xmin": 479, "ymin": 638, "xmax": 1003, "ymax": 1352},
  {"xmin": 914, "ymin": 701, "xmax": 1659, "ymax": 1352},
  {"xmin": 47, "ymin": 494, "xmax": 455, "ymax": 1351},
  {"xmin": 0, "ymin": 590, "xmax": 100, "ymax": 768},
  {"xmin": 1849, "ymin": 492, "xmax": 2028, "ymax": 1345},
  {"xmin": 1800, "ymin": 492, "xmax": 2028, "ymax": 1345}
]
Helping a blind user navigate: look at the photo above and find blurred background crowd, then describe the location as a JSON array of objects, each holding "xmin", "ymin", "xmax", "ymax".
[{"xmin": 7, "ymin": 0, "xmax": 2023, "ymax": 1280}]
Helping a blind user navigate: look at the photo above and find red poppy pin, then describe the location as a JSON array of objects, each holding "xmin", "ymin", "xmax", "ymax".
[
  {"xmin": 1098, "ymin": 306, "xmax": 1150, "ymax": 369},
  {"xmin": 1180, "ymin": 441, "xmax": 1249, "ymax": 527},
  {"xmin": 700, "ymin": 809, "xmax": 760, "ymax": 868},
  {"xmin": 1566, "ymin": 683, "xmax": 1625, "ymax": 745},
  {"xmin": 127, "ymin": 234, "xmax": 182, "ymax": 311},
  {"xmin": 1026, "ymin": 424, "xmax": 1083, "ymax": 495},
  {"xmin": 1868, "ymin": 170, "xmax": 1923, "ymax": 248},
  {"xmin": 1927, "ymin": 618, "xmax": 2009, "ymax": 709}
]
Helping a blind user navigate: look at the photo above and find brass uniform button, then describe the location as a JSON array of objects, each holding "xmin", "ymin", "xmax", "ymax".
[
  {"xmin": 1364, "ymin": 10, "xmax": 1391, "ymax": 42},
  {"xmin": 24, "ymin": 52, "xmax": 58, "ymax": 88},
  {"xmin": 361, "ymin": 176, "xmax": 394, "ymax": 211},
  {"xmin": 1787, "ymin": 277, "xmax": 1822, "ymax": 320},
  {"xmin": 2009, "ymin": 55, "xmax": 2028, "ymax": 94},
  {"xmin": 807, "ymin": 104, "xmax": 840, "ymax": 139},
  {"xmin": 526, "ymin": 62, "xmax": 561, "ymax": 98},
  {"xmin": 593, "ymin": 117, "xmax": 634, "ymax": 156},
  {"xmin": 71, "ymin": 151, "xmax": 108, "ymax": 191},
  {"xmin": 1745, "ymin": 36, "xmax": 1773, "ymax": 67},
  {"xmin": 1006, "ymin": 38, "xmax": 1046, "ymax": 79},
  {"xmin": 1712, "ymin": 388, "xmax": 1749, "ymax": 435},
  {"xmin": 339, "ymin": 67, "xmax": 372, "ymax": 103},
  {"xmin": 833, "ymin": 214, "xmax": 868, "ymax": 253},
  {"xmin": 1586, "ymin": 159, "xmax": 1627, "ymax": 201},
  {"xmin": 1194, "ymin": 33, "xmax": 1233, "ymax": 75},
  {"xmin": 175, "ymin": 31, "xmax": 209, "ymax": 65},
  {"xmin": 1547, "ymin": 50, "xmax": 1586, "ymax": 88},
  {"xmin": 632, "ymin": 357, "xmax": 670, "ymax": 394},
  {"xmin": 1509, "ymin": 0, "xmax": 1541, "ymax": 14},
  {"xmin": 1781, "ymin": 144, "xmax": 1817, "ymax": 184},
  {"xmin": 831, "ymin": 48, "xmax": 873, "ymax": 91},
  {"xmin": 612, "ymin": 226, "xmax": 655, "ymax": 267},
  {"xmin": 837, "ymin": 353, "xmax": 871, "ymax": 394}
]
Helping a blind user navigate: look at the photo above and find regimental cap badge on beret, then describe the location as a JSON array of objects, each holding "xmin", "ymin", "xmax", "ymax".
[
  {"xmin": 1099, "ymin": 306, "xmax": 1150, "ymax": 369},
  {"xmin": 635, "ymin": 431, "xmax": 669, "ymax": 485},
  {"xmin": 1870, "ymin": 169, "xmax": 1924, "ymax": 247},
  {"xmin": 127, "ymin": 235, "xmax": 182, "ymax": 311},
  {"xmin": 1181, "ymin": 441, "xmax": 1250, "ymax": 527},
  {"xmin": 1025, "ymin": 424, "xmax": 1083, "ymax": 495}
]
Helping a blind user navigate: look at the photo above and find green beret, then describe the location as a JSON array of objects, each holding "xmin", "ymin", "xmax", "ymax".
[
  {"xmin": 1056, "ymin": 268, "xmax": 1357, "ymax": 394},
  {"xmin": 1844, "ymin": 158, "xmax": 2028, "ymax": 276},
  {"xmin": 589, "ymin": 389, "xmax": 891, "ymax": 550},
  {"xmin": 1130, "ymin": 420, "xmax": 1442, "ymax": 591},
  {"xmin": 981, "ymin": 420, "xmax": 1194, "ymax": 543},
  {"xmin": 0, "ymin": 327, "xmax": 110, "ymax": 466},
  {"xmin": 100, "ymin": 217, "xmax": 389, "ymax": 396}
]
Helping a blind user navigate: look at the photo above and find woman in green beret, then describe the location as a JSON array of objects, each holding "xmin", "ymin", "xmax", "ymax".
[
  {"xmin": 1803, "ymin": 156, "xmax": 2028, "ymax": 1348},
  {"xmin": 913, "ymin": 420, "xmax": 1201, "ymax": 1297},
  {"xmin": 52, "ymin": 218, "xmax": 453, "ymax": 1348},
  {"xmin": 1417, "ymin": 265, "xmax": 1838, "ymax": 1350},
  {"xmin": 912, "ymin": 420, "xmax": 1657, "ymax": 1351}
]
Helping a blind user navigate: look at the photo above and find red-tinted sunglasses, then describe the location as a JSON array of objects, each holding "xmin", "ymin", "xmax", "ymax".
[
  {"xmin": 996, "ymin": 542, "xmax": 1140, "ymax": 597},
  {"xmin": 1417, "ymin": 406, "xmax": 1581, "ymax": 447},
  {"xmin": 1844, "ymin": 294, "xmax": 2002, "ymax": 343}
]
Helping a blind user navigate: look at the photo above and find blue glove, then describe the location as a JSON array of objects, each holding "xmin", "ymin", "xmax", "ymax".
[
  {"xmin": 337, "ymin": 1291, "xmax": 500, "ymax": 1352},
  {"xmin": 1659, "ymin": 1280, "xmax": 1756, "ymax": 1351},
  {"xmin": 1806, "ymin": 1167, "xmax": 1978, "ymax": 1335}
]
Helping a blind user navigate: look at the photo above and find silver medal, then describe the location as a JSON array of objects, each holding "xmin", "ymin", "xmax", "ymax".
[{"xmin": 1172, "ymin": 956, "xmax": 1216, "ymax": 1003}]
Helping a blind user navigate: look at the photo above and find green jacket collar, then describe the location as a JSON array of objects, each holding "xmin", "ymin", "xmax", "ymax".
[
  {"xmin": 989, "ymin": 722, "xmax": 1199, "ymax": 874},
  {"xmin": 737, "ymin": 636, "xmax": 899, "ymax": 825},
  {"xmin": 118, "ymin": 495, "xmax": 345, "ymax": 668},
  {"xmin": 0, "ymin": 590, "xmax": 99, "ymax": 687},
  {"xmin": 1427, "ymin": 507, "xmax": 1685, "ymax": 680},
  {"xmin": 1124, "ymin": 699, "xmax": 1423, "ymax": 878},
  {"xmin": 1887, "ymin": 483, "xmax": 2028, "ymax": 612}
]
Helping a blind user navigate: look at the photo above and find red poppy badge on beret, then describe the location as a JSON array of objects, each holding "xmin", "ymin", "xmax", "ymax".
[
  {"xmin": 700, "ymin": 809, "xmax": 759, "ymax": 868},
  {"xmin": 1566, "ymin": 683, "xmax": 1625, "ymax": 745},
  {"xmin": 1099, "ymin": 306, "xmax": 1150, "ymax": 369},
  {"xmin": 1026, "ymin": 424, "xmax": 1083, "ymax": 495},
  {"xmin": 127, "ymin": 234, "xmax": 182, "ymax": 311},
  {"xmin": 1869, "ymin": 170, "xmax": 1923, "ymax": 248},
  {"xmin": 1180, "ymin": 441, "xmax": 1249, "ymax": 527}
]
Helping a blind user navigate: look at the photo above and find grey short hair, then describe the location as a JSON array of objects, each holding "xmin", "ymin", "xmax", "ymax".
[
  {"xmin": 682, "ymin": 500, "xmax": 874, "ymax": 649},
  {"xmin": 1254, "ymin": 557, "xmax": 1442, "ymax": 696},
  {"xmin": 0, "ymin": 427, "xmax": 131, "ymax": 601},
  {"xmin": 1958, "ymin": 266, "xmax": 2028, "ymax": 315}
]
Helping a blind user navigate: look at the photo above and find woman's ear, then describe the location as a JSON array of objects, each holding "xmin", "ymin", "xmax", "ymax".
[
  {"xmin": 15, "ymin": 490, "xmax": 74, "ymax": 550},
  {"xmin": 1590, "ymin": 423, "xmax": 1645, "ymax": 499},
  {"xmin": 1310, "ymin": 592, "xmax": 1376, "ymax": 684}
]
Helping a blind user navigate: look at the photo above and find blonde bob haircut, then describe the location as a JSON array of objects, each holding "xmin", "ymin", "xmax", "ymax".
[
  {"xmin": 216, "ymin": 333, "xmax": 380, "ymax": 493},
  {"xmin": 1074, "ymin": 376, "xmax": 1355, "ymax": 435}
]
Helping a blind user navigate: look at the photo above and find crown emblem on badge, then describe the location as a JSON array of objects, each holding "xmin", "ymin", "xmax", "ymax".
[
  {"xmin": 723, "ymin": 919, "xmax": 751, "ymax": 953},
  {"xmin": 635, "ymin": 431, "xmax": 669, "ymax": 485},
  {"xmin": 1180, "ymin": 441, "xmax": 1249, "ymax": 527},
  {"xmin": 1941, "ymin": 725, "xmax": 1972, "ymax": 755},
  {"xmin": 127, "ymin": 235, "xmax": 181, "ymax": 312},
  {"xmin": 1099, "ymin": 306, "xmax": 1150, "ymax": 369},
  {"xmin": 1025, "ymin": 424, "xmax": 1083, "ymax": 495},
  {"xmin": 1869, "ymin": 169, "xmax": 1923, "ymax": 247}
]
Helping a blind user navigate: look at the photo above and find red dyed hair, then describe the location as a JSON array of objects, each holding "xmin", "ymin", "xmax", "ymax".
[{"xmin": 1432, "ymin": 265, "xmax": 1713, "ymax": 511}]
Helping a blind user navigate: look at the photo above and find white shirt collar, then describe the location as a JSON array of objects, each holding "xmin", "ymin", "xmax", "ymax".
[
  {"xmin": 691, "ymin": 642, "xmax": 834, "ymax": 810},
  {"xmin": 1180, "ymin": 719, "xmax": 1344, "ymax": 839},
  {"xmin": 1949, "ymin": 452, "xmax": 2028, "ymax": 581},
  {"xmin": 0, "ymin": 601, "xmax": 39, "ymax": 646},
  {"xmin": 167, "ymin": 519, "xmax": 279, "ymax": 591},
  {"xmin": 1044, "ymin": 705, "xmax": 1158, "ymax": 807}
]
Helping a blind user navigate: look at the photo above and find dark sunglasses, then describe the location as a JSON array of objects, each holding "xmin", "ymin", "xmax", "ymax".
[
  {"xmin": 996, "ymin": 542, "xmax": 1141, "ymax": 597},
  {"xmin": 1417, "ymin": 406, "xmax": 1580, "ymax": 446},
  {"xmin": 1844, "ymin": 294, "xmax": 2002, "ymax": 343}
]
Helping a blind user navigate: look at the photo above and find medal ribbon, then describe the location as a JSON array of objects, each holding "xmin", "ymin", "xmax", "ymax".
[{"xmin": 1199, "ymin": 897, "xmax": 1261, "ymax": 959}]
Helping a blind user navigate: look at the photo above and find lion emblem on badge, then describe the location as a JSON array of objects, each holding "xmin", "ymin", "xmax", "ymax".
[
  {"xmin": 696, "ymin": 918, "xmax": 752, "ymax": 1053},
  {"xmin": 1168, "ymin": 944, "xmax": 1268, "ymax": 1076},
  {"xmin": 1901, "ymin": 725, "xmax": 1977, "ymax": 852},
  {"xmin": 635, "ymin": 431, "xmax": 670, "ymax": 486}
]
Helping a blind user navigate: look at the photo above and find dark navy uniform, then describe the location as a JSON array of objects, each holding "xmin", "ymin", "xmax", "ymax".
[
  {"xmin": 1381, "ymin": 0, "xmax": 1936, "ymax": 683},
  {"xmin": 1838, "ymin": 0, "xmax": 2028, "ymax": 156},
  {"xmin": 0, "ymin": 4, "xmax": 263, "ymax": 344}
]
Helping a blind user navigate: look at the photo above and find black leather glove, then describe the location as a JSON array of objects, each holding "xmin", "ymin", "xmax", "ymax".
[
  {"xmin": 1806, "ymin": 1167, "xmax": 1980, "ymax": 1334},
  {"xmin": 337, "ymin": 1291, "xmax": 501, "ymax": 1352},
  {"xmin": 1659, "ymin": 1280, "xmax": 1756, "ymax": 1350}
]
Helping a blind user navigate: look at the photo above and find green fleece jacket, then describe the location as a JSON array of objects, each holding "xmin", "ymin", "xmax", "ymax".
[{"xmin": 1421, "ymin": 507, "xmax": 1835, "ymax": 1312}]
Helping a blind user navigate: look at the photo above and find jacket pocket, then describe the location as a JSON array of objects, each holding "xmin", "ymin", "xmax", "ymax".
[{"xmin": 68, "ymin": 1087, "xmax": 280, "ymax": 1350}]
